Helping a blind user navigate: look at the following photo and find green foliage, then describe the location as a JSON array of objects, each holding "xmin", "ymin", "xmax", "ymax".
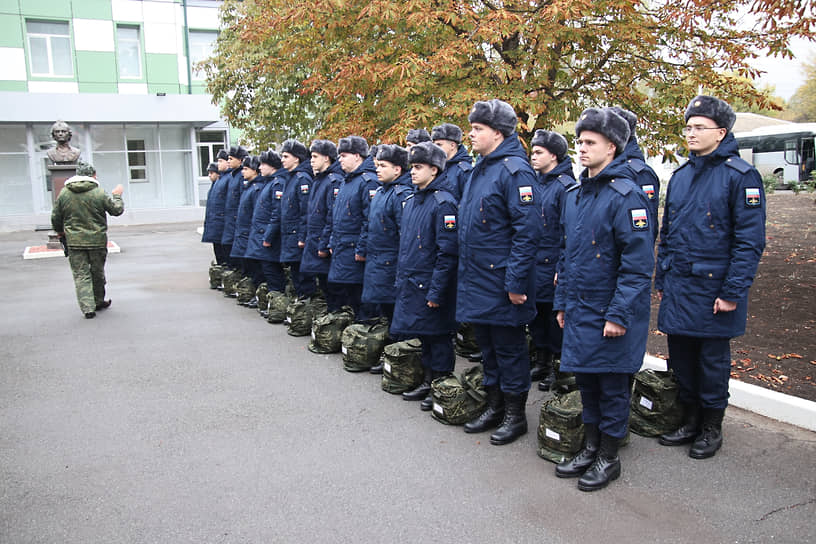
[
  {"xmin": 762, "ymin": 174, "xmax": 777, "ymax": 195},
  {"xmin": 788, "ymin": 57, "xmax": 816, "ymax": 123},
  {"xmin": 203, "ymin": 0, "xmax": 816, "ymax": 152}
]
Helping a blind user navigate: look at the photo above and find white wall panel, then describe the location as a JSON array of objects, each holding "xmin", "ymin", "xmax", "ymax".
[
  {"xmin": 73, "ymin": 19, "xmax": 115, "ymax": 52},
  {"xmin": 1, "ymin": 48, "xmax": 27, "ymax": 81}
]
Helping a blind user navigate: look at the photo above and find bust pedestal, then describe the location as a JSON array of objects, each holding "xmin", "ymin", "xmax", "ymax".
[{"xmin": 47, "ymin": 164, "xmax": 78, "ymax": 249}]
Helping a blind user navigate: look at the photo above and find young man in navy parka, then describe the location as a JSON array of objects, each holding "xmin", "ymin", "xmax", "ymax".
[{"xmin": 391, "ymin": 142, "xmax": 459, "ymax": 409}]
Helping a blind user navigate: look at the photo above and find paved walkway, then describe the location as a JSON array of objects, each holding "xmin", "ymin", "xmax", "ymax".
[{"xmin": 1, "ymin": 223, "xmax": 814, "ymax": 544}]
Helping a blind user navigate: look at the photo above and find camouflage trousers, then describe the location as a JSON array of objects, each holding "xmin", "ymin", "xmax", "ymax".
[{"xmin": 67, "ymin": 248, "xmax": 108, "ymax": 314}]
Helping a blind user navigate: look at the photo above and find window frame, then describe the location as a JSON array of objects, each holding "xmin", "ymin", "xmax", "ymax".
[
  {"xmin": 187, "ymin": 29, "xmax": 219, "ymax": 81},
  {"xmin": 25, "ymin": 19, "xmax": 74, "ymax": 78},
  {"xmin": 115, "ymin": 24, "xmax": 144, "ymax": 80}
]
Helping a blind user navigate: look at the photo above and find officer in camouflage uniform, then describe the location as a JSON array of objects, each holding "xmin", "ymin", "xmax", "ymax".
[{"xmin": 51, "ymin": 161, "xmax": 124, "ymax": 318}]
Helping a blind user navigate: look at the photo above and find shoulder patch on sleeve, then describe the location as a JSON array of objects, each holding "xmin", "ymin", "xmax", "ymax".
[
  {"xmin": 443, "ymin": 213, "xmax": 457, "ymax": 231},
  {"xmin": 300, "ymin": 183, "xmax": 309, "ymax": 194},
  {"xmin": 630, "ymin": 208, "xmax": 649, "ymax": 231},
  {"xmin": 609, "ymin": 179, "xmax": 633, "ymax": 196},
  {"xmin": 745, "ymin": 187, "xmax": 761, "ymax": 207},
  {"xmin": 368, "ymin": 188, "xmax": 378, "ymax": 199},
  {"xmin": 518, "ymin": 185, "xmax": 534, "ymax": 204},
  {"xmin": 725, "ymin": 157, "xmax": 752, "ymax": 174},
  {"xmin": 640, "ymin": 183, "xmax": 656, "ymax": 200}
]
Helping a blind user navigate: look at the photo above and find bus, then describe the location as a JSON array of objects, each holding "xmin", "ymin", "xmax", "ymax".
[{"xmin": 734, "ymin": 123, "xmax": 816, "ymax": 187}]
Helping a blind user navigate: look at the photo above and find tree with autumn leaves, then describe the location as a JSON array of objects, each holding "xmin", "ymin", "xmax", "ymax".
[{"xmin": 204, "ymin": 0, "xmax": 815, "ymax": 157}]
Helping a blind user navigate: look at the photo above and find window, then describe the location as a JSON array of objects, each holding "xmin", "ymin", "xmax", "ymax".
[
  {"xmin": 188, "ymin": 30, "xmax": 218, "ymax": 80},
  {"xmin": 117, "ymin": 25, "xmax": 142, "ymax": 79},
  {"xmin": 26, "ymin": 20, "xmax": 73, "ymax": 77},
  {"xmin": 784, "ymin": 140, "xmax": 799, "ymax": 165},
  {"xmin": 127, "ymin": 139, "xmax": 147, "ymax": 182},
  {"xmin": 195, "ymin": 130, "xmax": 226, "ymax": 177}
]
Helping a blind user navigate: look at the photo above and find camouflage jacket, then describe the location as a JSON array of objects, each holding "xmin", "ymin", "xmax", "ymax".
[{"xmin": 51, "ymin": 176, "xmax": 125, "ymax": 249}]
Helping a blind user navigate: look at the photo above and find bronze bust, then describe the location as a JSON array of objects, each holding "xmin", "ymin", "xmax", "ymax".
[{"xmin": 47, "ymin": 120, "xmax": 81, "ymax": 164}]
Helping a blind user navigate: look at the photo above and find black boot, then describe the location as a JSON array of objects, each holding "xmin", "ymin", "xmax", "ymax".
[
  {"xmin": 555, "ymin": 423, "xmax": 600, "ymax": 478},
  {"xmin": 403, "ymin": 367, "xmax": 433, "ymax": 401},
  {"xmin": 577, "ymin": 433, "xmax": 621, "ymax": 492},
  {"xmin": 530, "ymin": 349, "xmax": 550, "ymax": 381},
  {"xmin": 689, "ymin": 408, "xmax": 724, "ymax": 459},
  {"xmin": 536, "ymin": 350, "xmax": 558, "ymax": 391},
  {"xmin": 420, "ymin": 371, "xmax": 452, "ymax": 411},
  {"xmin": 659, "ymin": 403, "xmax": 701, "ymax": 446},
  {"xmin": 490, "ymin": 391, "xmax": 528, "ymax": 445},
  {"xmin": 463, "ymin": 385, "xmax": 504, "ymax": 433},
  {"xmin": 245, "ymin": 296, "xmax": 259, "ymax": 309},
  {"xmin": 369, "ymin": 362, "xmax": 384, "ymax": 374}
]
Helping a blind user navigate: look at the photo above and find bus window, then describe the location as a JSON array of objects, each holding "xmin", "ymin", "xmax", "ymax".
[
  {"xmin": 800, "ymin": 137, "xmax": 815, "ymax": 182},
  {"xmin": 784, "ymin": 140, "xmax": 799, "ymax": 164}
]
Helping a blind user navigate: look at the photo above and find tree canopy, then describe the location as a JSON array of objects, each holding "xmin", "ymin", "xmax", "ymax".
[
  {"xmin": 788, "ymin": 56, "xmax": 816, "ymax": 122},
  {"xmin": 205, "ymin": 0, "xmax": 815, "ymax": 156}
]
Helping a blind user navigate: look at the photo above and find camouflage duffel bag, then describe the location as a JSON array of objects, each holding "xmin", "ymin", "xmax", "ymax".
[
  {"xmin": 340, "ymin": 318, "xmax": 390, "ymax": 372},
  {"xmin": 537, "ymin": 390, "xmax": 585, "ymax": 463},
  {"xmin": 221, "ymin": 268, "xmax": 240, "ymax": 297},
  {"xmin": 285, "ymin": 296, "xmax": 327, "ymax": 337},
  {"xmin": 629, "ymin": 369, "xmax": 683, "ymax": 437},
  {"xmin": 454, "ymin": 323, "xmax": 481, "ymax": 361},
  {"xmin": 235, "ymin": 276, "xmax": 255, "ymax": 304},
  {"xmin": 308, "ymin": 306, "xmax": 355, "ymax": 353},
  {"xmin": 255, "ymin": 282, "xmax": 269, "ymax": 314},
  {"xmin": 208, "ymin": 261, "xmax": 223, "ymax": 289},
  {"xmin": 266, "ymin": 291, "xmax": 291, "ymax": 324},
  {"xmin": 430, "ymin": 365, "xmax": 487, "ymax": 425},
  {"xmin": 381, "ymin": 338, "xmax": 423, "ymax": 394}
]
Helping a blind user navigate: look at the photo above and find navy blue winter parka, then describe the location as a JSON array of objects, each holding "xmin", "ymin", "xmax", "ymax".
[
  {"xmin": 436, "ymin": 144, "xmax": 473, "ymax": 200},
  {"xmin": 327, "ymin": 160, "xmax": 378, "ymax": 284},
  {"xmin": 361, "ymin": 171, "xmax": 413, "ymax": 304},
  {"xmin": 280, "ymin": 160, "xmax": 313, "ymax": 263},
  {"xmin": 455, "ymin": 133, "xmax": 542, "ymax": 326},
  {"xmin": 533, "ymin": 157, "xmax": 577, "ymax": 303},
  {"xmin": 391, "ymin": 177, "xmax": 459, "ymax": 336},
  {"xmin": 201, "ymin": 172, "xmax": 229, "ymax": 243},
  {"xmin": 230, "ymin": 174, "xmax": 267, "ymax": 258},
  {"xmin": 301, "ymin": 160, "xmax": 344, "ymax": 275},
  {"xmin": 553, "ymin": 155, "xmax": 654, "ymax": 374},
  {"xmin": 656, "ymin": 133, "xmax": 766, "ymax": 338},
  {"xmin": 620, "ymin": 137, "xmax": 661, "ymax": 240},
  {"xmin": 245, "ymin": 173, "xmax": 284, "ymax": 262},
  {"xmin": 220, "ymin": 167, "xmax": 244, "ymax": 245}
]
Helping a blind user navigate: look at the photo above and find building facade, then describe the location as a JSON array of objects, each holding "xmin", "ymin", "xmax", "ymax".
[{"xmin": 0, "ymin": 0, "xmax": 226, "ymax": 232}]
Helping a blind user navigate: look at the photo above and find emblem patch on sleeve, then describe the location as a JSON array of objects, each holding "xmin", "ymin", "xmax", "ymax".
[
  {"xmin": 518, "ymin": 185, "xmax": 534, "ymax": 204},
  {"xmin": 333, "ymin": 187, "xmax": 339, "ymax": 197},
  {"xmin": 369, "ymin": 189, "xmax": 377, "ymax": 199},
  {"xmin": 275, "ymin": 190, "xmax": 283, "ymax": 200},
  {"xmin": 642, "ymin": 184, "xmax": 655, "ymax": 200},
  {"xmin": 443, "ymin": 214, "xmax": 457, "ymax": 231},
  {"xmin": 630, "ymin": 208, "xmax": 648, "ymax": 231},
  {"xmin": 745, "ymin": 187, "xmax": 761, "ymax": 207},
  {"xmin": 300, "ymin": 184, "xmax": 309, "ymax": 194}
]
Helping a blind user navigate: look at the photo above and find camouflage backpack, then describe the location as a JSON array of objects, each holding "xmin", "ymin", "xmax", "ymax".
[
  {"xmin": 266, "ymin": 291, "xmax": 291, "ymax": 324},
  {"xmin": 340, "ymin": 318, "xmax": 390, "ymax": 372},
  {"xmin": 255, "ymin": 282, "xmax": 269, "ymax": 314},
  {"xmin": 285, "ymin": 296, "xmax": 328, "ymax": 337},
  {"xmin": 308, "ymin": 306, "xmax": 355, "ymax": 354},
  {"xmin": 430, "ymin": 365, "xmax": 487, "ymax": 425},
  {"xmin": 221, "ymin": 269, "xmax": 240, "ymax": 297},
  {"xmin": 537, "ymin": 390, "xmax": 585, "ymax": 463},
  {"xmin": 455, "ymin": 323, "xmax": 481, "ymax": 361},
  {"xmin": 208, "ymin": 261, "xmax": 224, "ymax": 289},
  {"xmin": 629, "ymin": 369, "xmax": 684, "ymax": 437},
  {"xmin": 235, "ymin": 276, "xmax": 255, "ymax": 304},
  {"xmin": 381, "ymin": 338, "xmax": 423, "ymax": 394}
]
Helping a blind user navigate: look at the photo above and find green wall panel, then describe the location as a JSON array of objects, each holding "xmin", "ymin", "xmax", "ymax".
[
  {"xmin": 75, "ymin": 50, "xmax": 116, "ymax": 84},
  {"xmin": 78, "ymin": 81, "xmax": 117, "ymax": 93},
  {"xmin": 70, "ymin": 0, "xmax": 112, "ymax": 20},
  {"xmin": 148, "ymin": 83, "xmax": 183, "ymax": 95},
  {"xmin": 20, "ymin": 0, "xmax": 71, "ymax": 18},
  {"xmin": 145, "ymin": 53, "xmax": 179, "ymax": 85},
  {"xmin": 0, "ymin": 13, "xmax": 23, "ymax": 47},
  {"xmin": 0, "ymin": 80, "xmax": 27, "ymax": 91},
  {"xmin": 0, "ymin": 0, "xmax": 22, "ymax": 15}
]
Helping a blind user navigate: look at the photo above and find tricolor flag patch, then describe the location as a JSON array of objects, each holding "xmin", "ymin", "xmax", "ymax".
[
  {"xmin": 444, "ymin": 214, "xmax": 457, "ymax": 231},
  {"xmin": 630, "ymin": 208, "xmax": 648, "ymax": 231},
  {"xmin": 333, "ymin": 187, "xmax": 339, "ymax": 197},
  {"xmin": 642, "ymin": 184, "xmax": 655, "ymax": 200},
  {"xmin": 745, "ymin": 187, "xmax": 761, "ymax": 207},
  {"xmin": 300, "ymin": 184, "xmax": 309, "ymax": 194},
  {"xmin": 369, "ymin": 189, "xmax": 377, "ymax": 199},
  {"xmin": 275, "ymin": 190, "xmax": 283, "ymax": 200},
  {"xmin": 518, "ymin": 185, "xmax": 534, "ymax": 204}
]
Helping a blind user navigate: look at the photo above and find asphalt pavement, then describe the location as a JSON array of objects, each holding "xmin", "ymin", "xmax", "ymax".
[{"xmin": 1, "ymin": 223, "xmax": 814, "ymax": 544}]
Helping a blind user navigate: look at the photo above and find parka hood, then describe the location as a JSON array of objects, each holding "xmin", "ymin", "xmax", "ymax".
[{"xmin": 65, "ymin": 175, "xmax": 99, "ymax": 193}]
